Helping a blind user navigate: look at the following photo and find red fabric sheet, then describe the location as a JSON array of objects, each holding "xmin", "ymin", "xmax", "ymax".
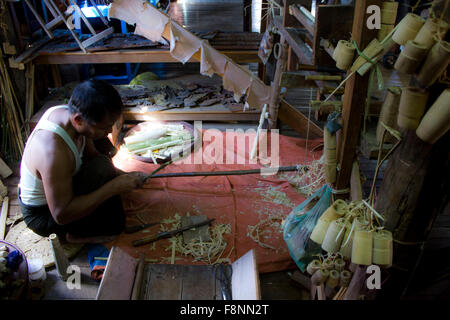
[{"xmin": 106, "ymin": 130, "xmax": 323, "ymax": 274}]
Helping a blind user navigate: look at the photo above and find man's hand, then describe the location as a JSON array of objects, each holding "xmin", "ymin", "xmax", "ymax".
[{"xmin": 110, "ymin": 172, "xmax": 146, "ymax": 194}]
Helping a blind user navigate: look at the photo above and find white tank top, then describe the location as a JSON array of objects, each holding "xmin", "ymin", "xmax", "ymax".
[{"xmin": 19, "ymin": 105, "xmax": 85, "ymax": 206}]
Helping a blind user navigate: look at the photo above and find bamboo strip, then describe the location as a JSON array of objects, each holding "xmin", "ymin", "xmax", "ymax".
[
  {"xmin": 0, "ymin": 196, "xmax": 9, "ymax": 240},
  {"xmin": 49, "ymin": 233, "xmax": 70, "ymax": 281}
]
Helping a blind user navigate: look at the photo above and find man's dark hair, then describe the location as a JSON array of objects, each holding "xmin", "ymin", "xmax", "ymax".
[{"xmin": 68, "ymin": 80, "xmax": 123, "ymax": 123}]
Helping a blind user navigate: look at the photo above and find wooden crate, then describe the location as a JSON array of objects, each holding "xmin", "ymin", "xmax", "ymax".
[{"xmin": 96, "ymin": 247, "xmax": 261, "ymax": 300}]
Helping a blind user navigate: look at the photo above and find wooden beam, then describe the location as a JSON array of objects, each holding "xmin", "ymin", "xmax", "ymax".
[
  {"xmin": 273, "ymin": 16, "xmax": 313, "ymax": 65},
  {"xmin": 268, "ymin": 37, "xmax": 288, "ymax": 128},
  {"xmin": 335, "ymin": 0, "xmax": 382, "ymax": 197},
  {"xmin": 33, "ymin": 49, "xmax": 260, "ymax": 64},
  {"xmin": 278, "ymin": 99, "xmax": 323, "ymax": 139},
  {"xmin": 289, "ymin": 4, "xmax": 315, "ymax": 36},
  {"xmin": 123, "ymin": 109, "xmax": 260, "ymax": 122},
  {"xmin": 280, "ymin": 72, "xmax": 318, "ymax": 88}
]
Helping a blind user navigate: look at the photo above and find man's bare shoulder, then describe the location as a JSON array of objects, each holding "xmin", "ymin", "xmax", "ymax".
[{"xmin": 26, "ymin": 130, "xmax": 75, "ymax": 174}]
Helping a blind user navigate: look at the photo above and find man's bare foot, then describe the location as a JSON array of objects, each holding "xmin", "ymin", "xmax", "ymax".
[{"xmin": 65, "ymin": 233, "xmax": 118, "ymax": 244}]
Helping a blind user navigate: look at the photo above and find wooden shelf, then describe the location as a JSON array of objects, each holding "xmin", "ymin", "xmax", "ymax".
[
  {"xmin": 124, "ymin": 107, "xmax": 260, "ymax": 122},
  {"xmin": 33, "ymin": 48, "xmax": 260, "ymax": 65}
]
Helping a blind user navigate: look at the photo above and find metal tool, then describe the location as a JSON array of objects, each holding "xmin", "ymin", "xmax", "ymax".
[
  {"xmin": 141, "ymin": 166, "xmax": 304, "ymax": 179},
  {"xmin": 132, "ymin": 218, "xmax": 215, "ymax": 247},
  {"xmin": 125, "ymin": 222, "xmax": 160, "ymax": 234}
]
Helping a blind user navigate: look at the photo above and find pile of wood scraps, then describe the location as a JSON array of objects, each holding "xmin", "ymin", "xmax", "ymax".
[{"xmin": 115, "ymin": 81, "xmax": 247, "ymax": 112}]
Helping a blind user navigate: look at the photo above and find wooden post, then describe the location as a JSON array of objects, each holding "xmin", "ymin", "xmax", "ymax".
[
  {"xmin": 335, "ymin": 0, "xmax": 382, "ymax": 197},
  {"xmin": 268, "ymin": 37, "xmax": 288, "ymax": 129}
]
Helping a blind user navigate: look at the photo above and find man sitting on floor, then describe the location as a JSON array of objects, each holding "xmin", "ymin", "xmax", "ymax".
[{"xmin": 18, "ymin": 80, "xmax": 145, "ymax": 243}]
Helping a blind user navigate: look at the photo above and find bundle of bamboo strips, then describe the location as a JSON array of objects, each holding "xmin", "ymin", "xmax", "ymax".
[{"xmin": 0, "ymin": 50, "xmax": 26, "ymax": 160}]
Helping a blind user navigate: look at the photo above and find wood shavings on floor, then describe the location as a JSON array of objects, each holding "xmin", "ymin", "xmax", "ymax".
[
  {"xmin": 247, "ymin": 214, "xmax": 285, "ymax": 250},
  {"xmin": 278, "ymin": 156, "xmax": 326, "ymax": 197},
  {"xmin": 159, "ymin": 214, "xmax": 232, "ymax": 265}
]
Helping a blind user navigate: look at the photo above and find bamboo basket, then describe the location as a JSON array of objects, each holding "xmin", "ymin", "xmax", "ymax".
[
  {"xmin": 397, "ymin": 87, "xmax": 429, "ymax": 129},
  {"xmin": 372, "ymin": 230, "xmax": 393, "ymax": 267},
  {"xmin": 351, "ymin": 230, "xmax": 373, "ymax": 266},
  {"xmin": 333, "ymin": 40, "xmax": 355, "ymax": 71},
  {"xmin": 414, "ymin": 18, "xmax": 449, "ymax": 49},
  {"xmin": 416, "ymin": 89, "xmax": 450, "ymax": 144},
  {"xmin": 376, "ymin": 87, "xmax": 402, "ymax": 144},
  {"xmin": 394, "ymin": 40, "xmax": 429, "ymax": 74},
  {"xmin": 392, "ymin": 13, "xmax": 425, "ymax": 45},
  {"xmin": 381, "ymin": 1, "xmax": 399, "ymax": 25},
  {"xmin": 416, "ymin": 40, "xmax": 450, "ymax": 88}
]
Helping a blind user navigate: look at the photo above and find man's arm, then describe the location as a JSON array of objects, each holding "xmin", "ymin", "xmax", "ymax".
[{"xmin": 38, "ymin": 136, "xmax": 143, "ymax": 225}]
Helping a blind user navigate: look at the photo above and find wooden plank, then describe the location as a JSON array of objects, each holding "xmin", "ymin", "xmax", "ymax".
[
  {"xmin": 335, "ymin": 0, "xmax": 382, "ymax": 197},
  {"xmin": 281, "ymin": 71, "xmax": 318, "ymax": 88},
  {"xmin": 268, "ymin": 37, "xmax": 288, "ymax": 128},
  {"xmin": 33, "ymin": 49, "xmax": 260, "ymax": 64},
  {"xmin": 123, "ymin": 110, "xmax": 260, "ymax": 122},
  {"xmin": 131, "ymin": 254, "xmax": 145, "ymax": 300},
  {"xmin": 289, "ymin": 270, "xmax": 311, "ymax": 290},
  {"xmin": 0, "ymin": 197, "xmax": 9, "ymax": 240},
  {"xmin": 0, "ymin": 158, "xmax": 12, "ymax": 179},
  {"xmin": 273, "ymin": 16, "xmax": 313, "ymax": 66},
  {"xmin": 278, "ymin": 98, "xmax": 323, "ymax": 139},
  {"xmin": 96, "ymin": 246, "xmax": 137, "ymax": 300},
  {"xmin": 231, "ymin": 249, "xmax": 261, "ymax": 300},
  {"xmin": 344, "ymin": 265, "xmax": 367, "ymax": 300},
  {"xmin": 146, "ymin": 264, "xmax": 183, "ymax": 300},
  {"xmin": 289, "ymin": 4, "xmax": 315, "ymax": 36},
  {"xmin": 181, "ymin": 265, "xmax": 217, "ymax": 300},
  {"xmin": 283, "ymin": 0, "xmax": 312, "ymax": 28}
]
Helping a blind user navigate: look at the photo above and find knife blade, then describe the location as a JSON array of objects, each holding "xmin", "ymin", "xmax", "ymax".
[{"xmin": 132, "ymin": 218, "xmax": 215, "ymax": 247}]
